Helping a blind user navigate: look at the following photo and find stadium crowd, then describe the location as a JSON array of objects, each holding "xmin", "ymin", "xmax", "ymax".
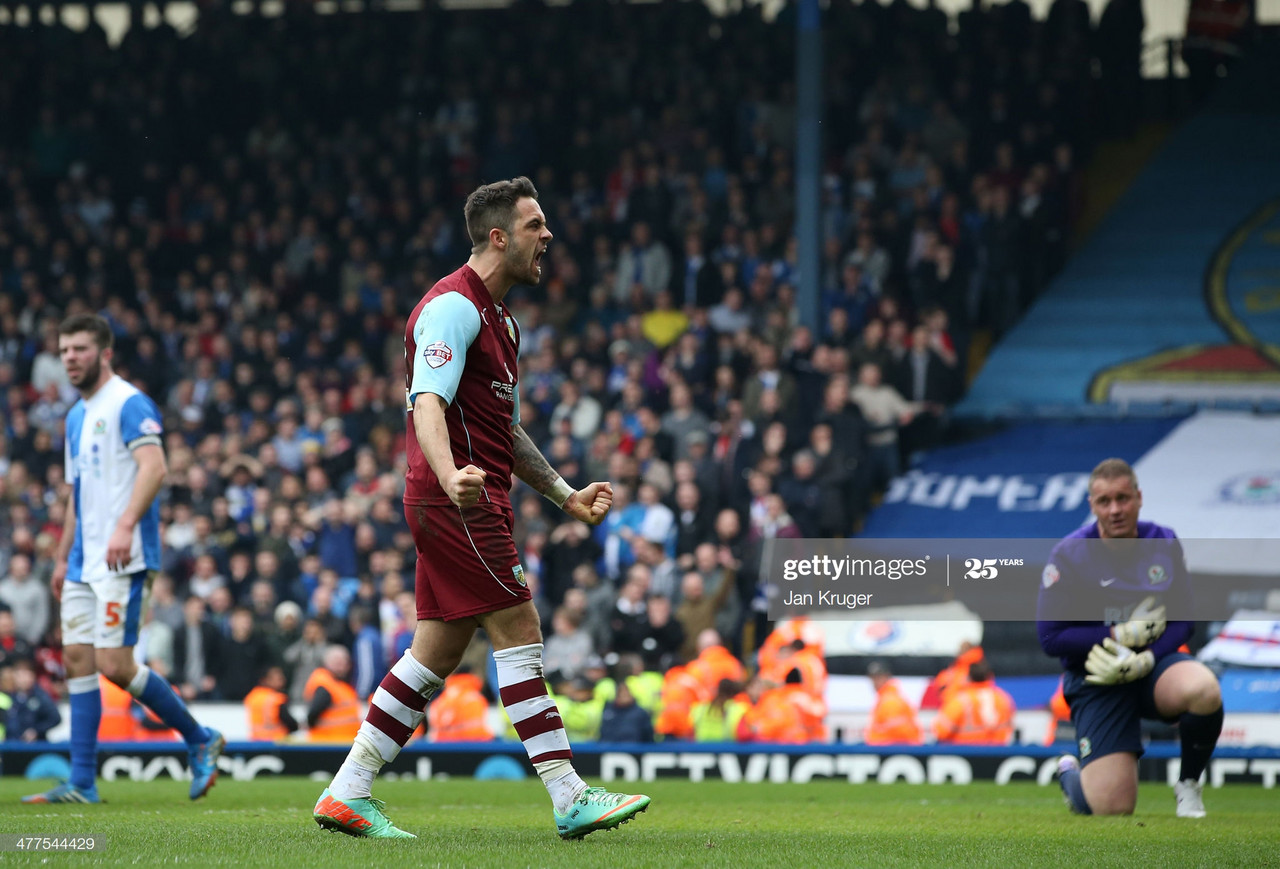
[{"xmin": 0, "ymin": 0, "xmax": 1135, "ymax": 737}]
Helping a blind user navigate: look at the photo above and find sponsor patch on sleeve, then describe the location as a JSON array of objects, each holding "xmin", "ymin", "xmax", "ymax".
[
  {"xmin": 139, "ymin": 417, "xmax": 163, "ymax": 435},
  {"xmin": 423, "ymin": 341, "xmax": 453, "ymax": 369}
]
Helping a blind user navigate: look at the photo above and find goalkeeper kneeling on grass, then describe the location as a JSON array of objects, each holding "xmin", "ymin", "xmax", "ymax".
[{"xmin": 1037, "ymin": 459, "xmax": 1223, "ymax": 819}]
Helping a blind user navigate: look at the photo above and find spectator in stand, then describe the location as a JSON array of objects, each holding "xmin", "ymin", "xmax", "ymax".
[
  {"xmin": 173, "ymin": 596, "xmax": 222, "ymax": 702},
  {"xmin": 0, "ymin": 554, "xmax": 49, "ymax": 646},
  {"xmin": 544, "ymin": 606, "xmax": 596, "ymax": 685},
  {"xmin": 8, "ymin": 659, "xmax": 61, "ymax": 741},
  {"xmin": 217, "ymin": 607, "xmax": 271, "ymax": 703},
  {"xmin": 348, "ymin": 606, "xmax": 386, "ymax": 701},
  {"xmin": 850, "ymin": 362, "xmax": 919, "ymax": 491},
  {"xmin": 600, "ymin": 681, "xmax": 655, "ymax": 743},
  {"xmin": 636, "ymin": 594, "xmax": 685, "ymax": 673},
  {"xmin": 285, "ymin": 618, "xmax": 330, "ymax": 705}
]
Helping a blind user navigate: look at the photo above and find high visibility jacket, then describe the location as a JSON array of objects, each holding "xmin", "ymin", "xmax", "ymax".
[
  {"xmin": 1043, "ymin": 677, "xmax": 1072, "ymax": 745},
  {"xmin": 246, "ymin": 685, "xmax": 291, "ymax": 741},
  {"xmin": 428, "ymin": 673, "xmax": 494, "ymax": 742},
  {"xmin": 921, "ymin": 647, "xmax": 984, "ymax": 710},
  {"xmin": 0, "ymin": 691, "xmax": 11, "ymax": 740},
  {"xmin": 865, "ymin": 679, "xmax": 922, "ymax": 745},
  {"xmin": 933, "ymin": 681, "xmax": 1015, "ymax": 745},
  {"xmin": 686, "ymin": 645, "xmax": 746, "ymax": 699},
  {"xmin": 736, "ymin": 688, "xmax": 807, "ymax": 744},
  {"xmin": 592, "ymin": 677, "xmax": 618, "ymax": 705},
  {"xmin": 99, "ymin": 676, "xmax": 135, "ymax": 740},
  {"xmin": 627, "ymin": 672, "xmax": 665, "ymax": 716},
  {"xmin": 757, "ymin": 618, "xmax": 825, "ymax": 678},
  {"xmin": 763, "ymin": 647, "xmax": 827, "ymax": 698},
  {"xmin": 550, "ymin": 692, "xmax": 604, "ymax": 743},
  {"xmin": 305, "ymin": 667, "xmax": 361, "ymax": 742},
  {"xmin": 654, "ymin": 666, "xmax": 708, "ymax": 740},
  {"xmin": 783, "ymin": 682, "xmax": 827, "ymax": 741},
  {"xmin": 690, "ymin": 699, "xmax": 747, "ymax": 742}
]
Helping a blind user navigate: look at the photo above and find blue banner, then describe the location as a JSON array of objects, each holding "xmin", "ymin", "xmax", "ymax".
[{"xmin": 861, "ymin": 419, "xmax": 1181, "ymax": 538}]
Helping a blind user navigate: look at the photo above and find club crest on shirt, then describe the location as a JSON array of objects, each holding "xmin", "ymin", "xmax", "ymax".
[
  {"xmin": 423, "ymin": 341, "xmax": 453, "ymax": 369},
  {"xmin": 139, "ymin": 417, "xmax": 163, "ymax": 435},
  {"xmin": 1147, "ymin": 564, "xmax": 1166, "ymax": 585},
  {"xmin": 512, "ymin": 564, "xmax": 527, "ymax": 587},
  {"xmin": 1042, "ymin": 563, "xmax": 1060, "ymax": 589},
  {"xmin": 505, "ymin": 316, "xmax": 516, "ymax": 343},
  {"xmin": 93, "ymin": 418, "xmax": 106, "ymax": 434}
]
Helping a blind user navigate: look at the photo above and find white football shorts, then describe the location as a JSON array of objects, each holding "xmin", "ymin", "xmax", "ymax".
[{"xmin": 60, "ymin": 571, "xmax": 152, "ymax": 649}]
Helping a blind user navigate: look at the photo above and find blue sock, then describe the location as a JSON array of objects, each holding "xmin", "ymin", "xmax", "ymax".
[
  {"xmin": 67, "ymin": 675, "xmax": 102, "ymax": 792},
  {"xmin": 1059, "ymin": 765, "xmax": 1092, "ymax": 815},
  {"xmin": 130, "ymin": 667, "xmax": 209, "ymax": 745}
]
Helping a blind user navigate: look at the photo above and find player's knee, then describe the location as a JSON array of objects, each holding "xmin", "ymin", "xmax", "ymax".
[
  {"xmin": 1192, "ymin": 678, "xmax": 1222, "ymax": 714},
  {"xmin": 1090, "ymin": 795, "xmax": 1136, "ymax": 816},
  {"xmin": 95, "ymin": 656, "xmax": 133, "ymax": 686}
]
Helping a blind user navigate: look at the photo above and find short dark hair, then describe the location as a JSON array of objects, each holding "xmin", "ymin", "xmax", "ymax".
[
  {"xmin": 968, "ymin": 660, "xmax": 993, "ymax": 683},
  {"xmin": 58, "ymin": 313, "xmax": 113, "ymax": 351},
  {"xmin": 464, "ymin": 176, "xmax": 539, "ymax": 252}
]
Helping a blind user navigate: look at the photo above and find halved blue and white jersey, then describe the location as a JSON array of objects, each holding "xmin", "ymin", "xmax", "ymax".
[{"xmin": 65, "ymin": 375, "xmax": 164, "ymax": 584}]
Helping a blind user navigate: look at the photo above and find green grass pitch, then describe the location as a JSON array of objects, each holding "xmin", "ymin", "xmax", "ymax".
[{"xmin": 1, "ymin": 777, "xmax": 1276, "ymax": 867}]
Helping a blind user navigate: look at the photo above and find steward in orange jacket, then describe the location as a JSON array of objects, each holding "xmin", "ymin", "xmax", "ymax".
[
  {"xmin": 921, "ymin": 642, "xmax": 984, "ymax": 710},
  {"xmin": 735, "ymin": 675, "xmax": 807, "ymax": 744},
  {"xmin": 757, "ymin": 618, "xmax": 824, "ymax": 680},
  {"xmin": 864, "ymin": 662, "xmax": 922, "ymax": 745},
  {"xmin": 685, "ymin": 631, "xmax": 746, "ymax": 699},
  {"xmin": 428, "ymin": 669, "xmax": 494, "ymax": 742},
  {"xmin": 933, "ymin": 661, "xmax": 1015, "ymax": 745},
  {"xmin": 305, "ymin": 646, "xmax": 361, "ymax": 742},
  {"xmin": 246, "ymin": 666, "xmax": 300, "ymax": 741},
  {"xmin": 98, "ymin": 676, "xmax": 135, "ymax": 740},
  {"xmin": 655, "ymin": 665, "xmax": 709, "ymax": 740}
]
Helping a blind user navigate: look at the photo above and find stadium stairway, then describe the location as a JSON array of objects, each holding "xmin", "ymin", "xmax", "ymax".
[{"xmin": 958, "ymin": 44, "xmax": 1280, "ymax": 418}]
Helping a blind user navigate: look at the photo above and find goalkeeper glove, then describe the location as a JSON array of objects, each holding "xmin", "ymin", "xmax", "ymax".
[
  {"xmin": 1085, "ymin": 638, "xmax": 1155, "ymax": 686},
  {"xmin": 1111, "ymin": 595, "xmax": 1166, "ymax": 649}
]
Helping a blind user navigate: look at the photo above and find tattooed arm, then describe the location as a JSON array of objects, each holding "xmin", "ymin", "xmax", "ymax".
[
  {"xmin": 511, "ymin": 423, "xmax": 614, "ymax": 526},
  {"xmin": 511, "ymin": 423, "xmax": 561, "ymax": 498}
]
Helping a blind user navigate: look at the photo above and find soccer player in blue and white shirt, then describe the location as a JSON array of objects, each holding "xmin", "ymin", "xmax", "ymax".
[
  {"xmin": 1038, "ymin": 459, "xmax": 1223, "ymax": 818},
  {"xmin": 22, "ymin": 314, "xmax": 224, "ymax": 805}
]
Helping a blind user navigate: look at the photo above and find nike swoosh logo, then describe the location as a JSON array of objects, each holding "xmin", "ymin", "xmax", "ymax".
[{"xmin": 1100, "ymin": 578, "xmax": 1117, "ymax": 587}]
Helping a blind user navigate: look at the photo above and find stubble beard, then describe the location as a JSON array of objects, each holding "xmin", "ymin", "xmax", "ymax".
[{"xmin": 68, "ymin": 354, "xmax": 102, "ymax": 391}]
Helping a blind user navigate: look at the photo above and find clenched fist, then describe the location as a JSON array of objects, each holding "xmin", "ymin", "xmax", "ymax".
[
  {"xmin": 562, "ymin": 481, "xmax": 613, "ymax": 526},
  {"xmin": 446, "ymin": 465, "xmax": 488, "ymax": 508}
]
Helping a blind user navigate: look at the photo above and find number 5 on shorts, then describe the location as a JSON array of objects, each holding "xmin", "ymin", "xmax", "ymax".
[{"xmin": 104, "ymin": 602, "xmax": 122, "ymax": 628}]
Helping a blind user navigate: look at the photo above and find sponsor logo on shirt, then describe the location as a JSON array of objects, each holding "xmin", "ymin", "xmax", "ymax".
[
  {"xmin": 491, "ymin": 381, "xmax": 515, "ymax": 403},
  {"xmin": 423, "ymin": 341, "xmax": 453, "ymax": 369}
]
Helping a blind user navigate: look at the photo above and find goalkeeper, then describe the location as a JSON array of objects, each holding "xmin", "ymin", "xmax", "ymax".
[{"xmin": 1037, "ymin": 459, "xmax": 1222, "ymax": 819}]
